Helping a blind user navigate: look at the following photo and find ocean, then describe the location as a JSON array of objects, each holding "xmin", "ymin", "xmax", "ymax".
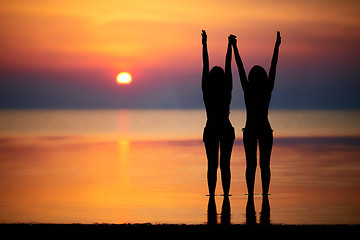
[{"xmin": 0, "ymin": 109, "xmax": 359, "ymax": 224}]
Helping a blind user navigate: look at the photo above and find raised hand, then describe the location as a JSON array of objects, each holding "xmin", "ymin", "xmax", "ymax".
[
  {"xmin": 276, "ymin": 31, "xmax": 281, "ymax": 47},
  {"xmin": 228, "ymin": 34, "xmax": 237, "ymax": 45},
  {"xmin": 202, "ymin": 30, "xmax": 207, "ymax": 45},
  {"xmin": 269, "ymin": 31, "xmax": 281, "ymax": 90}
]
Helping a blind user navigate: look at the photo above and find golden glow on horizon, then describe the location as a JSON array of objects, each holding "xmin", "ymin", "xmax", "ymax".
[
  {"xmin": 1, "ymin": 0, "xmax": 359, "ymax": 76},
  {"xmin": 116, "ymin": 72, "xmax": 132, "ymax": 85}
]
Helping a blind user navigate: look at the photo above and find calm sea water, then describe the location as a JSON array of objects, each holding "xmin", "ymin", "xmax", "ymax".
[
  {"xmin": 1, "ymin": 109, "xmax": 360, "ymax": 139},
  {"xmin": 0, "ymin": 110, "xmax": 359, "ymax": 224}
]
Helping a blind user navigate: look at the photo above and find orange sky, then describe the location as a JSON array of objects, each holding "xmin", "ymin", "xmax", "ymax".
[
  {"xmin": 2, "ymin": 0, "xmax": 359, "ymax": 72},
  {"xmin": 1, "ymin": 0, "xmax": 360, "ymax": 109}
]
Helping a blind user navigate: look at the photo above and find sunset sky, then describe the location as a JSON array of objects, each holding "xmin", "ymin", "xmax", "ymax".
[{"xmin": 1, "ymin": 0, "xmax": 359, "ymax": 109}]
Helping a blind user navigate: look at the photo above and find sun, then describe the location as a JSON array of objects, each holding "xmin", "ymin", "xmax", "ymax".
[{"xmin": 116, "ymin": 72, "xmax": 132, "ymax": 85}]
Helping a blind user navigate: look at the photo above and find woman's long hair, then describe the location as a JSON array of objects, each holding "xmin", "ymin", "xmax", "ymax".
[
  {"xmin": 206, "ymin": 66, "xmax": 231, "ymax": 114},
  {"xmin": 248, "ymin": 65, "xmax": 268, "ymax": 92}
]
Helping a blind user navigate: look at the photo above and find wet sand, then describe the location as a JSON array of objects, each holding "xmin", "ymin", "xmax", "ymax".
[
  {"xmin": 0, "ymin": 136, "xmax": 360, "ymax": 224},
  {"xmin": 1, "ymin": 223, "xmax": 359, "ymax": 237}
]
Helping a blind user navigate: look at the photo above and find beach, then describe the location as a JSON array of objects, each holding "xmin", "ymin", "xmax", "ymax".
[
  {"xmin": 2, "ymin": 0, "xmax": 360, "ymax": 233},
  {"xmin": 0, "ymin": 110, "xmax": 360, "ymax": 225},
  {"xmin": 1, "ymin": 223, "xmax": 360, "ymax": 237}
]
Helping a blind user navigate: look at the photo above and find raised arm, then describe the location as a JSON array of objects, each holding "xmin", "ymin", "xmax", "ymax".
[
  {"xmin": 202, "ymin": 30, "xmax": 209, "ymax": 91},
  {"xmin": 230, "ymin": 34, "xmax": 248, "ymax": 92},
  {"xmin": 225, "ymin": 35, "xmax": 232, "ymax": 90},
  {"xmin": 269, "ymin": 31, "xmax": 281, "ymax": 92}
]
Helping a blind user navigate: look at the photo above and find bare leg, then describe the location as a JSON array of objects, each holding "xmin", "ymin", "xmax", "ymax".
[
  {"xmin": 243, "ymin": 131, "xmax": 257, "ymax": 196},
  {"xmin": 246, "ymin": 194, "xmax": 256, "ymax": 225},
  {"xmin": 220, "ymin": 139, "xmax": 234, "ymax": 196},
  {"xmin": 259, "ymin": 131, "xmax": 273, "ymax": 196},
  {"xmin": 204, "ymin": 140, "xmax": 219, "ymax": 196},
  {"xmin": 221, "ymin": 195, "xmax": 231, "ymax": 225},
  {"xmin": 260, "ymin": 194, "xmax": 271, "ymax": 225},
  {"xmin": 207, "ymin": 195, "xmax": 217, "ymax": 224}
]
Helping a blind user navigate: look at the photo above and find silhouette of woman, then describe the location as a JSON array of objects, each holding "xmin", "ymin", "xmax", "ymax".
[
  {"xmin": 231, "ymin": 32, "xmax": 281, "ymax": 196},
  {"xmin": 202, "ymin": 30, "xmax": 235, "ymax": 197}
]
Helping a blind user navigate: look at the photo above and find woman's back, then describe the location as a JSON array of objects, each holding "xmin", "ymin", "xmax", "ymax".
[
  {"xmin": 202, "ymin": 66, "xmax": 232, "ymax": 124},
  {"xmin": 240, "ymin": 65, "xmax": 271, "ymax": 133},
  {"xmin": 231, "ymin": 31, "xmax": 281, "ymax": 197},
  {"xmin": 201, "ymin": 30, "xmax": 235, "ymax": 197},
  {"xmin": 244, "ymin": 86, "xmax": 271, "ymax": 132}
]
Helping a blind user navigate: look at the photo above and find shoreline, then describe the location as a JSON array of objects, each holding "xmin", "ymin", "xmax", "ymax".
[{"xmin": 1, "ymin": 223, "xmax": 359, "ymax": 237}]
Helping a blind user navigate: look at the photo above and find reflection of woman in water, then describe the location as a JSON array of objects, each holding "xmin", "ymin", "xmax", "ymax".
[
  {"xmin": 201, "ymin": 30, "xmax": 235, "ymax": 197},
  {"xmin": 231, "ymin": 32, "xmax": 281, "ymax": 196}
]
